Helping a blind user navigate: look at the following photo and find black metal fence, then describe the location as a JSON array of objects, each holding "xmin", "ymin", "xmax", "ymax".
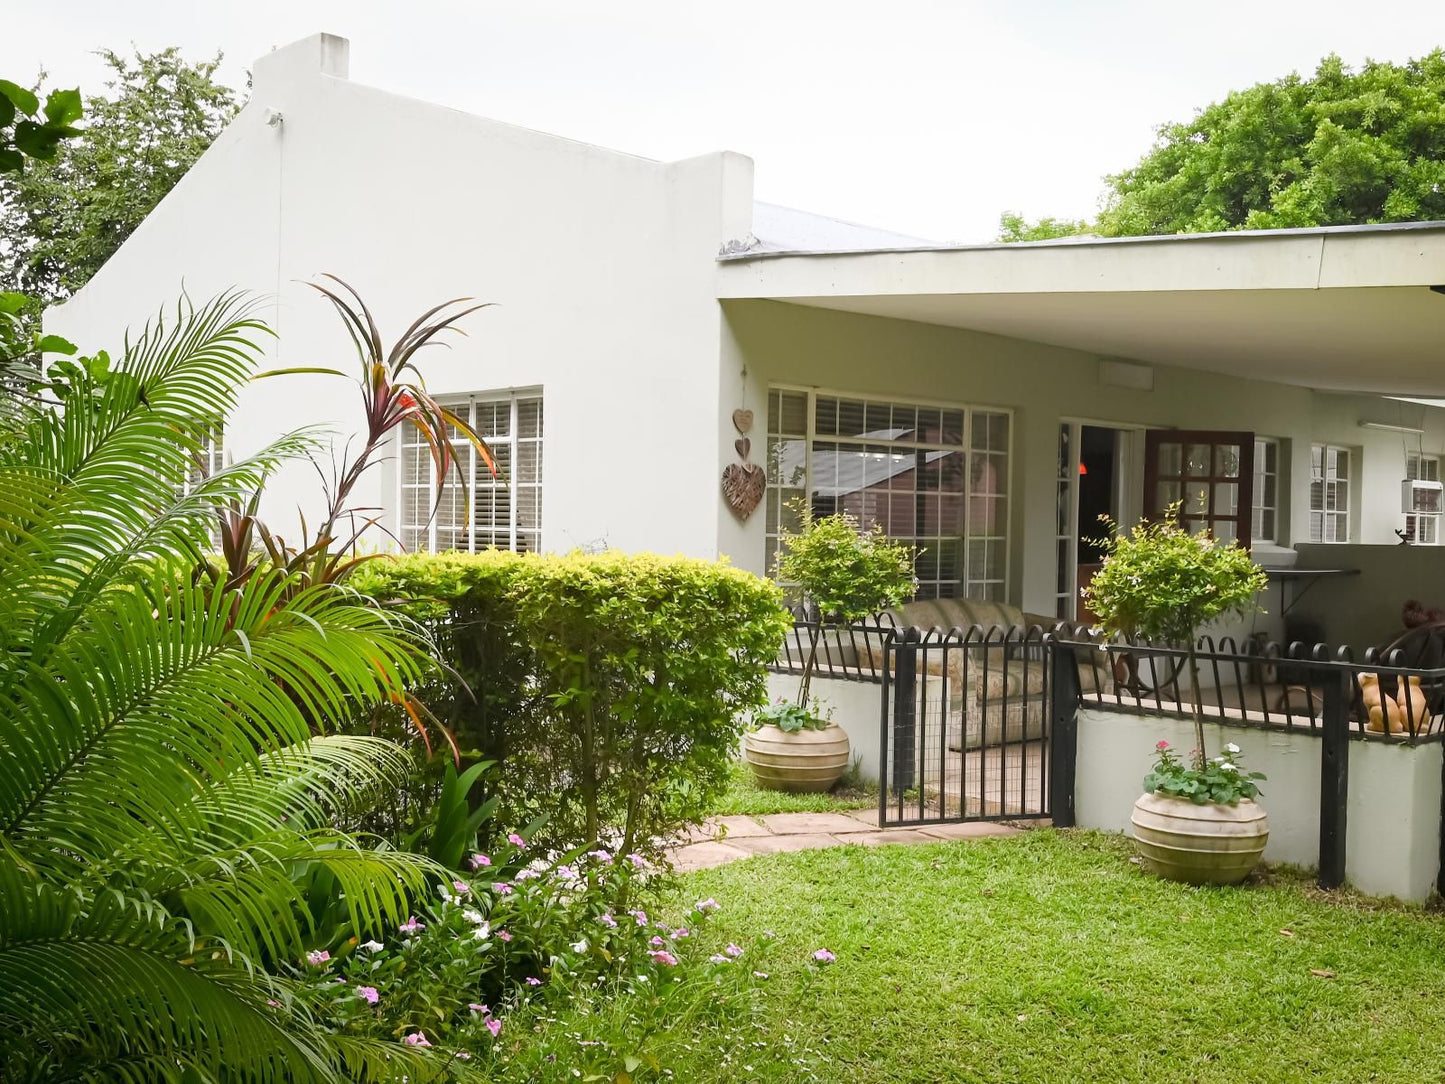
[{"xmin": 877, "ymin": 625, "xmax": 1057, "ymax": 827}]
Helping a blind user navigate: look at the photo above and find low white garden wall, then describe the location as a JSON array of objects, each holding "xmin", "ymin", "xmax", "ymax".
[{"xmin": 1076, "ymin": 707, "xmax": 1443, "ymax": 902}]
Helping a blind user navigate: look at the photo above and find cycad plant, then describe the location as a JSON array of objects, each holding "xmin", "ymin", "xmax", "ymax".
[{"xmin": 0, "ymin": 293, "xmax": 457, "ymax": 1081}]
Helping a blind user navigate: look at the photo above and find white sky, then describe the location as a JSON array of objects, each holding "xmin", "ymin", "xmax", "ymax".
[{"xmin": 6, "ymin": 0, "xmax": 1444, "ymax": 242}]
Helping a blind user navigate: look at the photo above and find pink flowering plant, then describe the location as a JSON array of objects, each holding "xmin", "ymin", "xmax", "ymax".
[
  {"xmin": 1145, "ymin": 739, "xmax": 1265, "ymax": 806},
  {"xmin": 291, "ymin": 844, "xmax": 768, "ymax": 1075}
]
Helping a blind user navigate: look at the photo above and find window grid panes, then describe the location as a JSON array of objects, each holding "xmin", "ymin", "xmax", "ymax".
[
  {"xmin": 178, "ymin": 424, "xmax": 225, "ymax": 548},
  {"xmin": 401, "ymin": 393, "xmax": 543, "ymax": 554},
  {"xmin": 766, "ymin": 387, "xmax": 1010, "ymax": 602},
  {"xmin": 1308, "ymin": 443, "xmax": 1350, "ymax": 543},
  {"xmin": 1251, "ymin": 438, "xmax": 1279, "ymax": 543},
  {"xmin": 1405, "ymin": 453, "xmax": 1440, "ymax": 545}
]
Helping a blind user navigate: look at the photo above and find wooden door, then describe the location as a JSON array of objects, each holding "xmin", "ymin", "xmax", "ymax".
[{"xmin": 1143, "ymin": 430, "xmax": 1255, "ymax": 551}]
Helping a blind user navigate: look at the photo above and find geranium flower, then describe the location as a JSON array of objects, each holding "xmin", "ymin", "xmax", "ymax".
[
  {"xmin": 628, "ymin": 854, "xmax": 647, "ymax": 869},
  {"xmin": 496, "ymin": 929, "xmax": 512, "ymax": 942},
  {"xmin": 470, "ymin": 853, "xmax": 491, "ymax": 869},
  {"xmin": 469, "ymin": 1002, "xmax": 489, "ymax": 1015},
  {"xmin": 507, "ymin": 832, "xmax": 526, "ymax": 847},
  {"xmin": 674, "ymin": 927, "xmax": 690, "ymax": 938},
  {"xmin": 812, "ymin": 948, "xmax": 836, "ymax": 964},
  {"xmin": 452, "ymin": 880, "xmax": 470, "ymax": 895},
  {"xmin": 402, "ymin": 1032, "xmax": 431, "ymax": 1047},
  {"xmin": 472, "ymin": 923, "xmax": 492, "ymax": 941},
  {"xmin": 305, "ymin": 950, "xmax": 330, "ymax": 966},
  {"xmin": 588, "ymin": 849, "xmax": 612, "ymax": 862},
  {"xmin": 695, "ymin": 898, "xmax": 720, "ymax": 914},
  {"xmin": 651, "ymin": 950, "xmax": 678, "ymax": 966},
  {"xmin": 649, "ymin": 935, "xmax": 666, "ymax": 948},
  {"xmin": 709, "ymin": 953, "xmax": 730, "ymax": 964},
  {"xmin": 486, "ymin": 1018, "xmax": 502, "ymax": 1038},
  {"xmin": 462, "ymin": 908, "xmax": 485, "ymax": 925},
  {"xmin": 597, "ymin": 913, "xmax": 618, "ymax": 928},
  {"xmin": 1155, "ymin": 740, "xmax": 1170, "ymax": 751},
  {"xmin": 627, "ymin": 909, "xmax": 648, "ymax": 926},
  {"xmin": 494, "ymin": 882, "xmax": 514, "ymax": 895},
  {"xmin": 398, "ymin": 916, "xmax": 424, "ymax": 935},
  {"xmin": 525, "ymin": 976, "xmax": 542, "ymax": 986},
  {"xmin": 356, "ymin": 985, "xmax": 380, "ymax": 1005},
  {"xmin": 725, "ymin": 943, "xmax": 743, "ymax": 958},
  {"xmin": 1226, "ymin": 742, "xmax": 1241, "ymax": 754}
]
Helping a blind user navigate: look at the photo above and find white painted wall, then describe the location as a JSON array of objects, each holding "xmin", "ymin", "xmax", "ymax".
[
  {"xmin": 1075, "ymin": 707, "xmax": 1442, "ymax": 901},
  {"xmin": 47, "ymin": 33, "xmax": 753, "ymax": 559}
]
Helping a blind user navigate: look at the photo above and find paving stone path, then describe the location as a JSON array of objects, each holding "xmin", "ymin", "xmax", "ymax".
[{"xmin": 670, "ymin": 808, "xmax": 1022, "ymax": 871}]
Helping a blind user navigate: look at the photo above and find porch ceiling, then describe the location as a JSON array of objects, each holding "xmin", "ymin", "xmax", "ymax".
[{"xmin": 716, "ymin": 223, "xmax": 1445, "ymax": 397}]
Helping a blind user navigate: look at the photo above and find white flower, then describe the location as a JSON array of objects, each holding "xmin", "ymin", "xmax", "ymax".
[
  {"xmin": 1220, "ymin": 762, "xmax": 1238, "ymax": 772},
  {"xmin": 1225, "ymin": 742, "xmax": 1241, "ymax": 754},
  {"xmin": 571, "ymin": 939, "xmax": 588, "ymax": 953},
  {"xmin": 462, "ymin": 909, "xmax": 485, "ymax": 925},
  {"xmin": 358, "ymin": 940, "xmax": 385, "ymax": 953},
  {"xmin": 472, "ymin": 922, "xmax": 492, "ymax": 941}
]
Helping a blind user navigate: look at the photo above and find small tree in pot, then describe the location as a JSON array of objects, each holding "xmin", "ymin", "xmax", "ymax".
[
  {"xmin": 747, "ymin": 502, "xmax": 915, "ymax": 791},
  {"xmin": 1084, "ymin": 506, "xmax": 1271, "ymax": 884}
]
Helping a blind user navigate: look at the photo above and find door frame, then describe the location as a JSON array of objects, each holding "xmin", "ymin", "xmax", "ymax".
[{"xmin": 1056, "ymin": 418, "xmax": 1146, "ymax": 621}]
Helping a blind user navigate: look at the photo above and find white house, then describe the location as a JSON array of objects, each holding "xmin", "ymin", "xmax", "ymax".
[{"xmin": 49, "ymin": 33, "xmax": 1445, "ymax": 650}]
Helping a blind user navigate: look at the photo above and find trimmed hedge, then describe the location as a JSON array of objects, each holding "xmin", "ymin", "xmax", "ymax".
[{"xmin": 353, "ymin": 550, "xmax": 789, "ymax": 855}]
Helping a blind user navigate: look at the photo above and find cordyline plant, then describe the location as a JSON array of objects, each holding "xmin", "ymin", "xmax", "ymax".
[
  {"xmin": 204, "ymin": 276, "xmax": 498, "ymax": 754},
  {"xmin": 1083, "ymin": 505, "xmax": 1267, "ymax": 770},
  {"xmin": 775, "ymin": 499, "xmax": 915, "ymax": 714}
]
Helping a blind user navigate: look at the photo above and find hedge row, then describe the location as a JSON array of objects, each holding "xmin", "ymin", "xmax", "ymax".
[{"xmin": 352, "ymin": 550, "xmax": 789, "ymax": 855}]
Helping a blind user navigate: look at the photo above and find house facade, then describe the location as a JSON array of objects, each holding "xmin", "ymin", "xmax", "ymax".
[{"xmin": 49, "ymin": 33, "xmax": 1445, "ymax": 649}]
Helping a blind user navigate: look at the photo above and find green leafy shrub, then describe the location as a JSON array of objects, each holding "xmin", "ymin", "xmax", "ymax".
[
  {"xmin": 1145, "ymin": 739, "xmax": 1265, "ymax": 805},
  {"xmin": 354, "ymin": 551, "xmax": 790, "ymax": 855},
  {"xmin": 774, "ymin": 499, "xmax": 915, "ymax": 708}
]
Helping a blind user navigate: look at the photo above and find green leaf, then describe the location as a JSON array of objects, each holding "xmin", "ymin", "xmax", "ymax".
[
  {"xmin": 12, "ymin": 119, "xmax": 61, "ymax": 161},
  {"xmin": 42, "ymin": 88, "xmax": 82, "ymax": 126},
  {"xmin": 0, "ymin": 79, "xmax": 38, "ymax": 116},
  {"xmin": 35, "ymin": 334, "xmax": 77, "ymax": 356}
]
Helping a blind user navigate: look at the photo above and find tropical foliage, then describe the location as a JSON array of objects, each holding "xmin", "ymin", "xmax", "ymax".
[
  {"xmin": 1000, "ymin": 50, "xmax": 1445, "ymax": 240},
  {"xmin": 0, "ymin": 48, "xmax": 240, "ymax": 306},
  {"xmin": 353, "ymin": 550, "xmax": 791, "ymax": 856},
  {"xmin": 0, "ymin": 293, "xmax": 452, "ymax": 1082}
]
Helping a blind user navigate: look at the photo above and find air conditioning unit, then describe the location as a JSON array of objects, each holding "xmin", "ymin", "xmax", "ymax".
[{"xmin": 1403, "ymin": 478, "xmax": 1444, "ymax": 514}]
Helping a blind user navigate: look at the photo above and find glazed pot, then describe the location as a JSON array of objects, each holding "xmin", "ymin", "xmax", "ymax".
[
  {"xmin": 1130, "ymin": 791, "xmax": 1269, "ymax": 885},
  {"xmin": 744, "ymin": 722, "xmax": 850, "ymax": 793}
]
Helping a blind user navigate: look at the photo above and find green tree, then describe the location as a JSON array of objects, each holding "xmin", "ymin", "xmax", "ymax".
[
  {"xmin": 0, "ymin": 293, "xmax": 449, "ymax": 1081},
  {"xmin": 996, "ymin": 211, "xmax": 1094, "ymax": 243},
  {"xmin": 0, "ymin": 47, "xmax": 240, "ymax": 305},
  {"xmin": 1002, "ymin": 50, "xmax": 1445, "ymax": 239}
]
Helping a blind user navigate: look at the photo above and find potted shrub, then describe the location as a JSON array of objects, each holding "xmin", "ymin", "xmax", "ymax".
[
  {"xmin": 746, "ymin": 503, "xmax": 913, "ymax": 792},
  {"xmin": 1084, "ymin": 506, "xmax": 1270, "ymax": 885}
]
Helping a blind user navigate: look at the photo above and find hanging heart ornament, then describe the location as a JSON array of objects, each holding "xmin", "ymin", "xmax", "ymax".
[
  {"xmin": 735, "ymin": 437, "xmax": 751, "ymax": 459},
  {"xmin": 721, "ymin": 462, "xmax": 766, "ymax": 519},
  {"xmin": 732, "ymin": 408, "xmax": 754, "ymax": 435}
]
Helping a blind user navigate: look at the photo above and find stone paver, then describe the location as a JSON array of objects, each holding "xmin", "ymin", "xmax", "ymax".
[
  {"xmin": 668, "ymin": 810, "xmax": 1026, "ymax": 870},
  {"xmin": 759, "ymin": 812, "xmax": 874, "ymax": 835}
]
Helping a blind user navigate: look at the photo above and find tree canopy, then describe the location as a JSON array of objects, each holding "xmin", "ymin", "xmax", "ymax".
[
  {"xmin": 0, "ymin": 47, "xmax": 240, "ymax": 305},
  {"xmin": 999, "ymin": 50, "xmax": 1445, "ymax": 241}
]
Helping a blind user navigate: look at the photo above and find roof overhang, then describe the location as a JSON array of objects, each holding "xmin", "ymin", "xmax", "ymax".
[{"xmin": 716, "ymin": 222, "xmax": 1445, "ymax": 397}]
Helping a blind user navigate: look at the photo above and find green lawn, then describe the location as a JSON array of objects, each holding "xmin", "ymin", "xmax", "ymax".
[
  {"xmin": 509, "ymin": 830, "xmax": 1445, "ymax": 1082},
  {"xmin": 704, "ymin": 758, "xmax": 877, "ymax": 817}
]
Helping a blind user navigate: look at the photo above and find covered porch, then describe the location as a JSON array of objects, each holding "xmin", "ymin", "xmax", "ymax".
[{"xmin": 716, "ymin": 221, "xmax": 1445, "ymax": 653}]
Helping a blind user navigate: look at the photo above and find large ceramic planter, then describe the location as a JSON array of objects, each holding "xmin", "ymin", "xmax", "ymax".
[
  {"xmin": 1130, "ymin": 791, "xmax": 1269, "ymax": 885},
  {"xmin": 745, "ymin": 722, "xmax": 850, "ymax": 793}
]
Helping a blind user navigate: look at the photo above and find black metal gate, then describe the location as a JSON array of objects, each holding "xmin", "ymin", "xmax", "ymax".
[{"xmin": 879, "ymin": 626, "xmax": 1076, "ymax": 827}]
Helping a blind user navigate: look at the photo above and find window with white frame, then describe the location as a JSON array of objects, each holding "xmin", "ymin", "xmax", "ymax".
[
  {"xmin": 1308, "ymin": 443, "xmax": 1350, "ymax": 543},
  {"xmin": 176, "ymin": 424, "xmax": 225, "ymax": 547},
  {"xmin": 1251, "ymin": 437, "xmax": 1280, "ymax": 543},
  {"xmin": 1405, "ymin": 452, "xmax": 1441, "ymax": 545},
  {"xmin": 766, "ymin": 387, "xmax": 1010, "ymax": 601},
  {"xmin": 400, "ymin": 392, "xmax": 543, "ymax": 553}
]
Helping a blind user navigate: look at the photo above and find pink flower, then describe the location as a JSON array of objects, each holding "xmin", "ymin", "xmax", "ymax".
[
  {"xmin": 525, "ymin": 976, "xmax": 542, "ymax": 986},
  {"xmin": 508, "ymin": 832, "xmax": 526, "ymax": 848},
  {"xmin": 486, "ymin": 1017, "xmax": 502, "ymax": 1038},
  {"xmin": 494, "ymin": 883, "xmax": 514, "ymax": 895},
  {"xmin": 812, "ymin": 948, "xmax": 836, "ymax": 964},
  {"xmin": 402, "ymin": 1031, "xmax": 431, "ymax": 1047},
  {"xmin": 627, "ymin": 909, "xmax": 648, "ymax": 927},
  {"xmin": 597, "ymin": 913, "xmax": 618, "ymax": 928},
  {"xmin": 1155, "ymin": 740, "xmax": 1170, "ymax": 751},
  {"xmin": 470, "ymin": 853, "xmax": 491, "ymax": 869},
  {"xmin": 709, "ymin": 953, "xmax": 730, "ymax": 964},
  {"xmin": 398, "ymin": 916, "xmax": 424, "ymax": 934},
  {"xmin": 628, "ymin": 854, "xmax": 647, "ymax": 869},
  {"xmin": 674, "ymin": 928, "xmax": 690, "ymax": 939},
  {"xmin": 651, "ymin": 950, "xmax": 678, "ymax": 966},
  {"xmin": 725, "ymin": 943, "xmax": 743, "ymax": 958},
  {"xmin": 469, "ymin": 1002, "xmax": 489, "ymax": 1015},
  {"xmin": 452, "ymin": 880, "xmax": 470, "ymax": 895},
  {"xmin": 588, "ymin": 848, "xmax": 612, "ymax": 862},
  {"xmin": 649, "ymin": 935, "xmax": 666, "ymax": 948},
  {"xmin": 695, "ymin": 898, "xmax": 720, "ymax": 914},
  {"xmin": 497, "ymin": 929, "xmax": 512, "ymax": 942},
  {"xmin": 305, "ymin": 949, "xmax": 330, "ymax": 966},
  {"xmin": 356, "ymin": 985, "xmax": 379, "ymax": 1005}
]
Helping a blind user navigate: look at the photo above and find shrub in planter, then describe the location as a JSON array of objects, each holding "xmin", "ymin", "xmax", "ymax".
[
  {"xmin": 748, "ymin": 503, "xmax": 914, "ymax": 791},
  {"xmin": 354, "ymin": 552, "xmax": 790, "ymax": 856},
  {"xmin": 1084, "ymin": 506, "xmax": 1271, "ymax": 884}
]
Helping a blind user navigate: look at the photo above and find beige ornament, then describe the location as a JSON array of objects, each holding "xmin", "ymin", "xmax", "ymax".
[{"xmin": 731, "ymin": 408, "xmax": 754, "ymax": 435}]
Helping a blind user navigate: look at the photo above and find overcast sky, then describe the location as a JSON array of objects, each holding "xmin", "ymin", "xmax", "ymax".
[{"xmin": 7, "ymin": 1, "xmax": 1444, "ymax": 242}]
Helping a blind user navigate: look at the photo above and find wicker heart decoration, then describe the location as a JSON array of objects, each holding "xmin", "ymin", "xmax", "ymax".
[
  {"xmin": 732, "ymin": 409, "xmax": 754, "ymax": 435},
  {"xmin": 721, "ymin": 462, "xmax": 766, "ymax": 520}
]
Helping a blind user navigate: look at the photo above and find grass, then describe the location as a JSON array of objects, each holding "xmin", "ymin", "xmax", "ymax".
[
  {"xmin": 505, "ymin": 830, "xmax": 1445, "ymax": 1083},
  {"xmin": 704, "ymin": 758, "xmax": 876, "ymax": 817}
]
